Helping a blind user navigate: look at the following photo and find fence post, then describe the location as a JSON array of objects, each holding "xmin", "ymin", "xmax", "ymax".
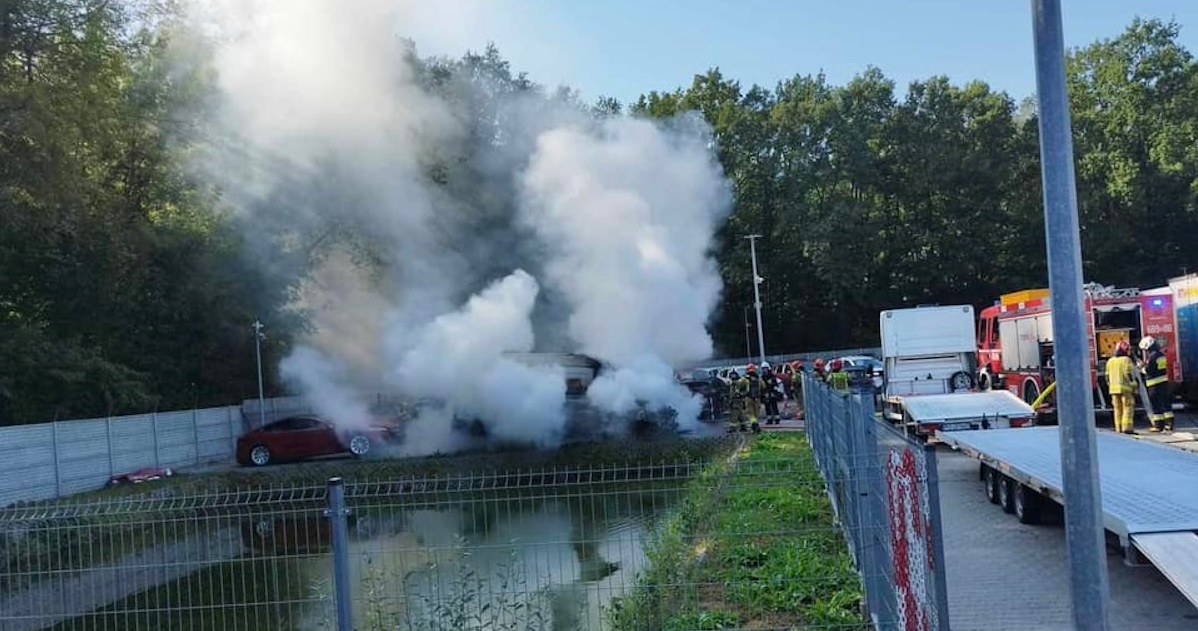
[
  {"xmin": 855, "ymin": 389, "xmax": 886, "ymax": 628},
  {"xmin": 326, "ymin": 477, "xmax": 354, "ymax": 631},
  {"xmin": 228, "ymin": 407, "xmax": 239, "ymax": 458},
  {"xmin": 151, "ymin": 410, "xmax": 161, "ymax": 467},
  {"xmin": 51, "ymin": 421, "xmax": 62, "ymax": 498},
  {"xmin": 923, "ymin": 444, "xmax": 952, "ymax": 630},
  {"xmin": 192, "ymin": 407, "xmax": 201, "ymax": 465},
  {"xmin": 106, "ymin": 417, "xmax": 116, "ymax": 478}
]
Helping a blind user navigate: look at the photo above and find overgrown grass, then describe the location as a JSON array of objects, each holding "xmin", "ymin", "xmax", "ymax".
[{"xmin": 608, "ymin": 433, "xmax": 864, "ymax": 630}]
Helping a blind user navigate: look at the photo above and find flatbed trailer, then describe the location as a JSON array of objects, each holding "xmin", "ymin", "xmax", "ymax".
[{"xmin": 938, "ymin": 427, "xmax": 1198, "ymax": 609}]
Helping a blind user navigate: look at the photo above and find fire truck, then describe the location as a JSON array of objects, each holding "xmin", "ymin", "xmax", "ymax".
[{"xmin": 975, "ymin": 283, "xmax": 1182, "ymax": 412}]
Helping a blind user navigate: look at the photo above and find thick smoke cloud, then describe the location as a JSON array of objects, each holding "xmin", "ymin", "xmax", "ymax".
[
  {"xmin": 191, "ymin": 0, "xmax": 731, "ymax": 451},
  {"xmin": 520, "ymin": 118, "xmax": 731, "ymax": 427}
]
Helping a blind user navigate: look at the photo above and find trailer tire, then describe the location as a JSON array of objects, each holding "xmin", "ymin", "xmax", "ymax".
[
  {"xmin": 998, "ymin": 475, "xmax": 1016, "ymax": 514},
  {"xmin": 950, "ymin": 371, "xmax": 975, "ymax": 391},
  {"xmin": 983, "ymin": 466, "xmax": 1000, "ymax": 504},
  {"xmin": 1014, "ymin": 485, "xmax": 1043, "ymax": 525}
]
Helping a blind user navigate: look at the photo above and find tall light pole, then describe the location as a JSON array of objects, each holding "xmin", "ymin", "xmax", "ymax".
[
  {"xmin": 1031, "ymin": 1, "xmax": 1110, "ymax": 627},
  {"xmin": 252, "ymin": 319, "xmax": 266, "ymax": 428},
  {"xmin": 745, "ymin": 235, "xmax": 766, "ymax": 364}
]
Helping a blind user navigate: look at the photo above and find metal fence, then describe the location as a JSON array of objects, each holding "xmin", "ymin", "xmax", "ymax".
[
  {"xmin": 1, "ymin": 440, "xmax": 878, "ymax": 630},
  {"xmin": 802, "ymin": 373, "xmax": 951, "ymax": 630}
]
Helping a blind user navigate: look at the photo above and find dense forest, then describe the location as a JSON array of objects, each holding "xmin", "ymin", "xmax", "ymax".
[{"xmin": 2, "ymin": 0, "xmax": 1197, "ymax": 424}]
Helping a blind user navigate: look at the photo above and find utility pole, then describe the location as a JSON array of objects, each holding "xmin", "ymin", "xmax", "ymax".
[
  {"xmin": 253, "ymin": 319, "xmax": 266, "ymax": 428},
  {"xmin": 745, "ymin": 235, "xmax": 766, "ymax": 364},
  {"xmin": 1030, "ymin": 1, "xmax": 1110, "ymax": 628}
]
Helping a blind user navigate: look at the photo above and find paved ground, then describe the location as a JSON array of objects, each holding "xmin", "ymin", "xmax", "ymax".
[{"xmin": 938, "ymin": 436, "xmax": 1198, "ymax": 630}]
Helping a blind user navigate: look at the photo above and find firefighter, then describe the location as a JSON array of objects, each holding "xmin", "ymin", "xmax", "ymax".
[
  {"xmin": 828, "ymin": 359, "xmax": 851, "ymax": 392},
  {"xmin": 742, "ymin": 364, "xmax": 763, "ymax": 432},
  {"xmin": 761, "ymin": 362, "xmax": 781, "ymax": 424},
  {"xmin": 1106, "ymin": 340, "xmax": 1135, "ymax": 434},
  {"xmin": 789, "ymin": 360, "xmax": 805, "ymax": 412},
  {"xmin": 725, "ymin": 369, "xmax": 746, "ymax": 433},
  {"xmin": 1139, "ymin": 336, "xmax": 1174, "ymax": 432},
  {"xmin": 813, "ymin": 358, "xmax": 827, "ymax": 382}
]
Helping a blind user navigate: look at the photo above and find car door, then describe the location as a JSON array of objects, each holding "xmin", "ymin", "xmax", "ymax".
[{"xmin": 291, "ymin": 417, "xmax": 338, "ymax": 459}]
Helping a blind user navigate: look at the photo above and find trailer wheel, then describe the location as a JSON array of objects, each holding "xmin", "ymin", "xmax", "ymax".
[
  {"xmin": 983, "ymin": 466, "xmax": 1000, "ymax": 504},
  {"xmin": 1014, "ymin": 484, "xmax": 1043, "ymax": 525},
  {"xmin": 998, "ymin": 475, "xmax": 1016, "ymax": 514}
]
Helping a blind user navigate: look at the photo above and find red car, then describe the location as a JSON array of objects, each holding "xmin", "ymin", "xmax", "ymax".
[{"xmin": 235, "ymin": 416, "xmax": 399, "ymax": 467}]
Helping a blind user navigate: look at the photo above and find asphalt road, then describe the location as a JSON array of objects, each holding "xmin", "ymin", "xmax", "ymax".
[{"xmin": 938, "ymin": 410, "xmax": 1198, "ymax": 630}]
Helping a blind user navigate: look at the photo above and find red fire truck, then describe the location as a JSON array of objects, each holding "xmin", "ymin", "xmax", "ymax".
[{"xmin": 975, "ymin": 283, "xmax": 1181, "ymax": 412}]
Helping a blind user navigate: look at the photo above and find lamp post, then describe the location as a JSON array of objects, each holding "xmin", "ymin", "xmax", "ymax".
[
  {"xmin": 745, "ymin": 235, "xmax": 766, "ymax": 364},
  {"xmin": 252, "ymin": 319, "xmax": 266, "ymax": 428}
]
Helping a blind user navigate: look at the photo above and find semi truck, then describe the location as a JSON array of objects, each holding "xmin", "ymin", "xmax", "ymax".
[{"xmin": 881, "ymin": 305, "xmax": 1034, "ymax": 436}]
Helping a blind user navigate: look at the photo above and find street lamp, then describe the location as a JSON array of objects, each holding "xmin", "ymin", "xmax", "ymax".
[
  {"xmin": 252, "ymin": 319, "xmax": 266, "ymax": 428},
  {"xmin": 745, "ymin": 235, "xmax": 767, "ymax": 364}
]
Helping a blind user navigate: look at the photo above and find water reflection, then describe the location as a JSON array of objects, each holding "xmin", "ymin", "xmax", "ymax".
[{"xmin": 295, "ymin": 487, "xmax": 678, "ymax": 631}]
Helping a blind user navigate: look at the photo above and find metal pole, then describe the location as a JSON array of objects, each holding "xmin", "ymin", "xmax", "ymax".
[
  {"xmin": 745, "ymin": 235, "xmax": 767, "ymax": 364},
  {"xmin": 326, "ymin": 477, "xmax": 353, "ymax": 631},
  {"xmin": 253, "ymin": 319, "xmax": 266, "ymax": 428},
  {"xmin": 1030, "ymin": 2, "xmax": 1111, "ymax": 628}
]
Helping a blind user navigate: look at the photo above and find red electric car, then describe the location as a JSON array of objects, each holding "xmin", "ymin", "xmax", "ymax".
[{"xmin": 235, "ymin": 415, "xmax": 400, "ymax": 467}]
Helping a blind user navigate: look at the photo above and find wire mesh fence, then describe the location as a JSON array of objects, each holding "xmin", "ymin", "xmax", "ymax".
[
  {"xmin": 802, "ymin": 373, "xmax": 951, "ymax": 631},
  {"xmin": 1, "ymin": 430, "xmax": 886, "ymax": 631}
]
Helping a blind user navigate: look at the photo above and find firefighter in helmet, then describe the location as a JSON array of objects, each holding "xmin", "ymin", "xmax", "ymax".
[
  {"xmin": 740, "ymin": 364, "xmax": 763, "ymax": 432},
  {"xmin": 1106, "ymin": 340, "xmax": 1135, "ymax": 434},
  {"xmin": 1139, "ymin": 336, "xmax": 1173, "ymax": 432},
  {"xmin": 828, "ymin": 359, "xmax": 851, "ymax": 392},
  {"xmin": 813, "ymin": 358, "xmax": 827, "ymax": 382},
  {"xmin": 761, "ymin": 362, "xmax": 781, "ymax": 424}
]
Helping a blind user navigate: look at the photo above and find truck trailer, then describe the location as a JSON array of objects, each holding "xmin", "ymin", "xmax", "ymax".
[{"xmin": 940, "ymin": 427, "xmax": 1198, "ymax": 609}]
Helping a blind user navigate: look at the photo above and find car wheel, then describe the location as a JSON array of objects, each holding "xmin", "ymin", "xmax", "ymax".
[
  {"xmin": 249, "ymin": 445, "xmax": 272, "ymax": 467},
  {"xmin": 348, "ymin": 434, "xmax": 371, "ymax": 457}
]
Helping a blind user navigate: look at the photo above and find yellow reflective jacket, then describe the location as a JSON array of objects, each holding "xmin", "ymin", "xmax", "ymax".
[
  {"xmin": 829, "ymin": 370, "xmax": 851, "ymax": 392},
  {"xmin": 1106, "ymin": 355, "xmax": 1134, "ymax": 395}
]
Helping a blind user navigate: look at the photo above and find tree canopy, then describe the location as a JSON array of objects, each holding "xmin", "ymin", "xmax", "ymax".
[{"xmin": 2, "ymin": 1, "xmax": 1196, "ymax": 424}]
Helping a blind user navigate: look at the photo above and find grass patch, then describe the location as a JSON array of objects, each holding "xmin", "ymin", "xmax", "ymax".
[{"xmin": 608, "ymin": 433, "xmax": 864, "ymax": 630}]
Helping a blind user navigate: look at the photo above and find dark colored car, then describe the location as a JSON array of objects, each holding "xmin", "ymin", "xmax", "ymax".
[
  {"xmin": 235, "ymin": 416, "xmax": 399, "ymax": 466},
  {"xmin": 681, "ymin": 369, "xmax": 727, "ymax": 422}
]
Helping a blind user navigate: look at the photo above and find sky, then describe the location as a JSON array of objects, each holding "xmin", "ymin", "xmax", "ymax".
[{"xmin": 401, "ymin": 0, "xmax": 1198, "ymax": 106}]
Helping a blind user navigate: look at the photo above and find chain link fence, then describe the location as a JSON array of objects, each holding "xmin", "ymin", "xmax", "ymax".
[{"xmin": 802, "ymin": 372, "xmax": 951, "ymax": 630}]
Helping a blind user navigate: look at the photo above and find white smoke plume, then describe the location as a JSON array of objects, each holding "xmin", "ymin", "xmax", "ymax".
[
  {"xmin": 190, "ymin": 0, "xmax": 731, "ymax": 448},
  {"xmin": 279, "ymin": 346, "xmax": 374, "ymax": 431},
  {"xmin": 392, "ymin": 270, "xmax": 567, "ymax": 446},
  {"xmin": 519, "ymin": 118, "xmax": 731, "ymax": 428}
]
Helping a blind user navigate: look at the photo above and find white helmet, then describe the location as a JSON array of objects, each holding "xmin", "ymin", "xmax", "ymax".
[
  {"xmin": 1138, "ymin": 336, "xmax": 1157, "ymax": 351},
  {"xmin": 761, "ymin": 362, "xmax": 771, "ymax": 370}
]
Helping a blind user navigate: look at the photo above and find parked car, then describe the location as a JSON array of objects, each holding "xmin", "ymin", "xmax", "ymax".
[
  {"xmin": 837, "ymin": 355, "xmax": 885, "ymax": 388},
  {"xmin": 235, "ymin": 415, "xmax": 400, "ymax": 466}
]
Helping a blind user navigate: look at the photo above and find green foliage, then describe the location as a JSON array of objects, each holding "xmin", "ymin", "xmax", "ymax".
[
  {"xmin": 608, "ymin": 434, "xmax": 863, "ymax": 630},
  {"xmin": 638, "ymin": 19, "xmax": 1198, "ymax": 353}
]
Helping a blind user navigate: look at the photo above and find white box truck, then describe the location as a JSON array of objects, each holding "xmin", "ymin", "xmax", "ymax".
[{"xmin": 881, "ymin": 305, "xmax": 1034, "ymax": 436}]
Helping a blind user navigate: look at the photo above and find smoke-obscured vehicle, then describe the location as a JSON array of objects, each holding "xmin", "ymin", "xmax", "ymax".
[
  {"xmin": 679, "ymin": 369, "xmax": 727, "ymax": 423},
  {"xmin": 235, "ymin": 415, "xmax": 401, "ymax": 466}
]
